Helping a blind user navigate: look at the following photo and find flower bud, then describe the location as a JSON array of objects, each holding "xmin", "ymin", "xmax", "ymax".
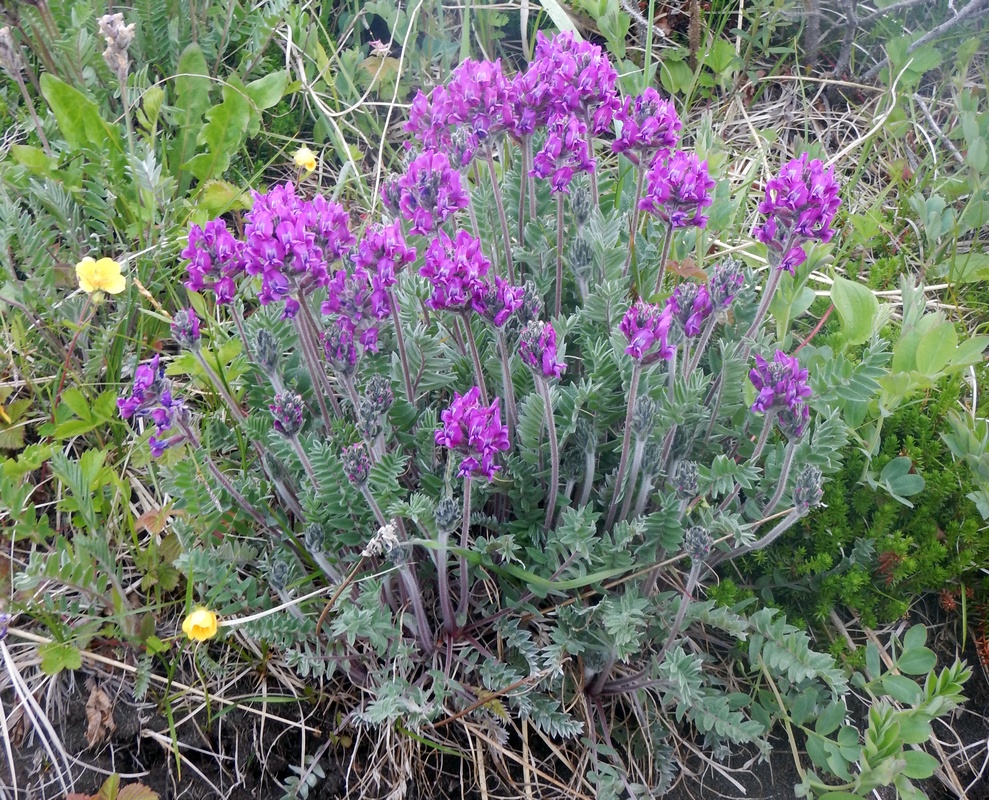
[
  {"xmin": 270, "ymin": 391, "xmax": 305, "ymax": 438},
  {"xmin": 631, "ymin": 396, "xmax": 657, "ymax": 438},
  {"xmin": 708, "ymin": 257, "xmax": 744, "ymax": 313},
  {"xmin": 673, "ymin": 460, "xmax": 699, "ymax": 498},
  {"xmin": 356, "ymin": 397, "xmax": 383, "ymax": 441},
  {"xmin": 435, "ymin": 496, "xmax": 461, "ymax": 533},
  {"xmin": 304, "ymin": 522, "xmax": 328, "ymax": 554},
  {"xmin": 792, "ymin": 465, "xmax": 824, "ymax": 516},
  {"xmin": 569, "ymin": 237, "xmax": 594, "ymax": 281},
  {"xmin": 171, "ymin": 308, "xmax": 201, "ymax": 351},
  {"xmin": 569, "ymin": 186, "xmax": 592, "ymax": 226},
  {"xmin": 364, "ymin": 374, "xmax": 395, "ymax": 415},
  {"xmin": 683, "ymin": 525, "xmax": 712, "ymax": 562},
  {"xmin": 255, "ymin": 330, "xmax": 280, "ymax": 377},
  {"xmin": 342, "ymin": 442, "xmax": 371, "ymax": 486}
]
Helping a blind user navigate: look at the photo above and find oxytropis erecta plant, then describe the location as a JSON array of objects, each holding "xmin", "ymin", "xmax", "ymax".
[{"xmin": 114, "ymin": 30, "xmax": 963, "ymax": 800}]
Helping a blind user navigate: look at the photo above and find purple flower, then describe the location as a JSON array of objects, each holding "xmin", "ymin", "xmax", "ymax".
[
  {"xmin": 620, "ymin": 301, "xmax": 675, "ymax": 365},
  {"xmin": 530, "ymin": 114, "xmax": 596, "ymax": 194},
  {"xmin": 707, "ymin": 258, "xmax": 744, "ymax": 312},
  {"xmin": 435, "ymin": 387, "xmax": 510, "ymax": 480},
  {"xmin": 119, "ymin": 356, "xmax": 190, "ymax": 458},
  {"xmin": 420, "ymin": 229, "xmax": 491, "ymax": 313},
  {"xmin": 612, "ymin": 88, "xmax": 681, "ymax": 167},
  {"xmin": 352, "ymin": 220, "xmax": 418, "ymax": 317},
  {"xmin": 182, "ymin": 219, "xmax": 245, "ymax": 305},
  {"xmin": 668, "ymin": 283, "xmax": 713, "ymax": 337},
  {"xmin": 749, "ymin": 350, "xmax": 812, "ymax": 417},
  {"xmin": 117, "ymin": 355, "xmax": 165, "ymax": 419},
  {"xmin": 342, "ymin": 442, "xmax": 372, "ymax": 485},
  {"xmin": 270, "ymin": 390, "xmax": 305, "ymax": 437},
  {"xmin": 476, "ymin": 277, "xmax": 524, "ymax": 328},
  {"xmin": 519, "ymin": 320, "xmax": 566, "ymax": 380},
  {"xmin": 396, "ymin": 151, "xmax": 470, "ymax": 236},
  {"xmin": 638, "ymin": 150, "xmax": 715, "ymax": 229},
  {"xmin": 323, "ymin": 324, "xmax": 359, "ymax": 377},
  {"xmin": 171, "ymin": 308, "xmax": 201, "ymax": 351},
  {"xmin": 243, "ymin": 183, "xmax": 354, "ymax": 318},
  {"xmin": 510, "ymin": 32, "xmax": 619, "ymax": 138},
  {"xmin": 321, "ymin": 266, "xmax": 387, "ymax": 356},
  {"xmin": 752, "ymin": 154, "xmax": 841, "ymax": 274}
]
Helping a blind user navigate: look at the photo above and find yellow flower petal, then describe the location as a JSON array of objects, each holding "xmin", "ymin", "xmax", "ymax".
[
  {"xmin": 75, "ymin": 256, "xmax": 126, "ymax": 295},
  {"xmin": 294, "ymin": 146, "xmax": 317, "ymax": 172},
  {"xmin": 181, "ymin": 608, "xmax": 218, "ymax": 642}
]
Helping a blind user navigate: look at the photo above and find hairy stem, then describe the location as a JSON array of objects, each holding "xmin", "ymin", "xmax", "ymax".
[
  {"xmin": 462, "ymin": 315, "xmax": 489, "ymax": 406},
  {"xmin": 485, "ymin": 147, "xmax": 515, "ymax": 282},
  {"xmin": 684, "ymin": 313, "xmax": 719, "ymax": 375},
  {"xmin": 653, "ymin": 222, "xmax": 674, "ymax": 296},
  {"xmin": 619, "ymin": 437, "xmax": 646, "ymax": 523},
  {"xmin": 622, "ymin": 168, "xmax": 646, "ymax": 279},
  {"xmin": 605, "ymin": 364, "xmax": 642, "ymax": 530},
  {"xmin": 762, "ymin": 439, "xmax": 797, "ymax": 516},
  {"xmin": 578, "ymin": 448, "xmax": 596, "ymax": 508},
  {"xmin": 584, "ymin": 122, "xmax": 599, "ymax": 206},
  {"xmin": 497, "ymin": 331, "xmax": 517, "ymax": 446},
  {"xmin": 555, "ymin": 194, "xmax": 565, "ymax": 318},
  {"xmin": 193, "ymin": 350, "xmax": 246, "ymax": 423},
  {"xmin": 538, "ymin": 377, "xmax": 560, "ymax": 531},
  {"xmin": 389, "ymin": 290, "xmax": 416, "ymax": 404},
  {"xmin": 457, "ymin": 477, "xmax": 473, "ymax": 624}
]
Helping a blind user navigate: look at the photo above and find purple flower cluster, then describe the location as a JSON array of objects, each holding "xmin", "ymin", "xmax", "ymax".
[
  {"xmin": 477, "ymin": 277, "xmax": 525, "ymax": 328},
  {"xmin": 749, "ymin": 350, "xmax": 812, "ymax": 438},
  {"xmin": 668, "ymin": 283, "xmax": 713, "ymax": 337},
  {"xmin": 322, "ymin": 265, "xmax": 389, "ymax": 361},
  {"xmin": 435, "ymin": 387, "xmax": 510, "ymax": 480},
  {"xmin": 420, "ymin": 230, "xmax": 492, "ymax": 313},
  {"xmin": 171, "ymin": 308, "xmax": 201, "ymax": 350},
  {"xmin": 518, "ymin": 320, "xmax": 566, "ymax": 380},
  {"xmin": 638, "ymin": 150, "xmax": 715, "ymax": 229},
  {"xmin": 117, "ymin": 355, "xmax": 190, "ymax": 457},
  {"xmin": 510, "ymin": 32, "xmax": 619, "ymax": 138},
  {"xmin": 351, "ymin": 220, "xmax": 417, "ymax": 317},
  {"xmin": 393, "ymin": 151, "xmax": 470, "ymax": 236},
  {"xmin": 270, "ymin": 390, "xmax": 305, "ymax": 437},
  {"xmin": 752, "ymin": 154, "xmax": 842, "ymax": 274},
  {"xmin": 243, "ymin": 183, "xmax": 355, "ymax": 318},
  {"xmin": 406, "ymin": 60, "xmax": 512, "ymax": 164},
  {"xmin": 612, "ymin": 88, "xmax": 681, "ymax": 167},
  {"xmin": 342, "ymin": 441, "xmax": 372, "ymax": 485},
  {"xmin": 531, "ymin": 114, "xmax": 596, "ymax": 194},
  {"xmin": 707, "ymin": 258, "xmax": 744, "ymax": 313},
  {"xmin": 183, "ymin": 219, "xmax": 246, "ymax": 305},
  {"xmin": 620, "ymin": 301, "xmax": 675, "ymax": 365}
]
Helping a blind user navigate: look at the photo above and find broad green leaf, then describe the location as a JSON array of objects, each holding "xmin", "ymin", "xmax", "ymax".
[
  {"xmin": 10, "ymin": 145, "xmax": 57, "ymax": 174},
  {"xmin": 815, "ymin": 700, "xmax": 847, "ymax": 736},
  {"xmin": 882, "ymin": 674, "xmax": 923, "ymax": 704},
  {"xmin": 966, "ymin": 137, "xmax": 987, "ymax": 172},
  {"xmin": 902, "ymin": 625, "xmax": 927, "ymax": 651},
  {"xmin": 948, "ymin": 336, "xmax": 988, "ymax": 370},
  {"xmin": 197, "ymin": 180, "xmax": 252, "ymax": 217},
  {"xmin": 59, "ymin": 388, "xmax": 92, "ymax": 422},
  {"xmin": 915, "ymin": 322, "xmax": 957, "ymax": 376},
  {"xmin": 707, "ymin": 38, "xmax": 738, "ymax": 73},
  {"xmin": 830, "ymin": 275, "xmax": 879, "ymax": 346},
  {"xmin": 894, "ymin": 775, "xmax": 928, "ymax": 800},
  {"xmin": 170, "ymin": 44, "xmax": 212, "ymax": 192},
  {"xmin": 243, "ymin": 70, "xmax": 289, "ymax": 136},
  {"xmin": 537, "ymin": 0, "xmax": 581, "ymax": 35},
  {"xmin": 40, "ymin": 74, "xmax": 123, "ymax": 154},
  {"xmin": 38, "ymin": 641, "xmax": 83, "ymax": 675},
  {"xmin": 184, "ymin": 84, "xmax": 251, "ymax": 182},
  {"xmin": 891, "ymin": 328, "xmax": 922, "ymax": 373},
  {"xmin": 897, "ymin": 648, "xmax": 937, "ymax": 675},
  {"xmin": 820, "ymin": 793, "xmax": 866, "ymax": 800},
  {"xmin": 901, "ymin": 750, "xmax": 939, "ymax": 780},
  {"xmin": 136, "ymin": 85, "xmax": 165, "ymax": 139},
  {"xmin": 896, "ymin": 714, "xmax": 933, "ymax": 744}
]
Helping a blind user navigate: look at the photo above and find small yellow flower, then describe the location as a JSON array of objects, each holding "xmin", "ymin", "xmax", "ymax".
[
  {"xmin": 293, "ymin": 146, "xmax": 317, "ymax": 173},
  {"xmin": 75, "ymin": 256, "xmax": 126, "ymax": 295},
  {"xmin": 182, "ymin": 608, "xmax": 218, "ymax": 642}
]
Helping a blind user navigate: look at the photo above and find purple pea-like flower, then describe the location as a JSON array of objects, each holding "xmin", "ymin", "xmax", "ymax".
[
  {"xmin": 270, "ymin": 390, "xmax": 305, "ymax": 437},
  {"xmin": 752, "ymin": 154, "xmax": 841, "ymax": 274},
  {"xmin": 396, "ymin": 151, "xmax": 470, "ymax": 236},
  {"xmin": 435, "ymin": 386, "xmax": 510, "ymax": 480},
  {"xmin": 476, "ymin": 277, "xmax": 525, "ymax": 328},
  {"xmin": 352, "ymin": 220, "xmax": 418, "ymax": 317},
  {"xmin": 444, "ymin": 58, "xmax": 514, "ymax": 145},
  {"xmin": 707, "ymin": 258, "xmax": 744, "ymax": 312},
  {"xmin": 612, "ymin": 88, "xmax": 681, "ymax": 167},
  {"xmin": 530, "ymin": 114, "xmax": 596, "ymax": 195},
  {"xmin": 243, "ymin": 183, "xmax": 354, "ymax": 318},
  {"xmin": 323, "ymin": 324, "xmax": 360, "ymax": 377},
  {"xmin": 182, "ymin": 219, "xmax": 245, "ymax": 305},
  {"xmin": 620, "ymin": 300, "xmax": 675, "ymax": 365},
  {"xmin": 342, "ymin": 442, "xmax": 372, "ymax": 485},
  {"xmin": 420, "ymin": 229, "xmax": 492, "ymax": 313},
  {"xmin": 519, "ymin": 320, "xmax": 566, "ymax": 380},
  {"xmin": 749, "ymin": 350, "xmax": 812, "ymax": 417},
  {"xmin": 668, "ymin": 283, "xmax": 713, "ymax": 337},
  {"xmin": 322, "ymin": 266, "xmax": 387, "ymax": 355},
  {"xmin": 171, "ymin": 308, "xmax": 201, "ymax": 351},
  {"xmin": 119, "ymin": 357, "xmax": 190, "ymax": 457},
  {"xmin": 638, "ymin": 149, "xmax": 715, "ymax": 229}
]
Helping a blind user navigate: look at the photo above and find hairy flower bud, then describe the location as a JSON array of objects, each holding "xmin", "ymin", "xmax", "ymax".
[
  {"xmin": 268, "ymin": 558, "xmax": 292, "ymax": 591},
  {"xmin": 364, "ymin": 374, "xmax": 394, "ymax": 415},
  {"xmin": 255, "ymin": 330, "xmax": 280, "ymax": 377},
  {"xmin": 170, "ymin": 308, "xmax": 201, "ymax": 351},
  {"xmin": 356, "ymin": 397, "xmax": 383, "ymax": 441},
  {"xmin": 304, "ymin": 522, "xmax": 329, "ymax": 554},
  {"xmin": 673, "ymin": 460, "xmax": 699, "ymax": 498},
  {"xmin": 263, "ymin": 451, "xmax": 290, "ymax": 484},
  {"xmin": 792, "ymin": 465, "xmax": 824, "ymax": 516},
  {"xmin": 569, "ymin": 186, "xmax": 592, "ymax": 226},
  {"xmin": 683, "ymin": 526, "xmax": 712, "ymax": 562},
  {"xmin": 342, "ymin": 442, "xmax": 372, "ymax": 486},
  {"xmin": 435, "ymin": 496, "xmax": 461, "ymax": 533},
  {"xmin": 270, "ymin": 391, "xmax": 305, "ymax": 437},
  {"xmin": 569, "ymin": 237, "xmax": 594, "ymax": 282},
  {"xmin": 98, "ymin": 13, "xmax": 135, "ymax": 83},
  {"xmin": 708, "ymin": 258, "xmax": 744, "ymax": 313},
  {"xmin": 362, "ymin": 521, "xmax": 401, "ymax": 558},
  {"xmin": 631, "ymin": 396, "xmax": 657, "ymax": 438}
]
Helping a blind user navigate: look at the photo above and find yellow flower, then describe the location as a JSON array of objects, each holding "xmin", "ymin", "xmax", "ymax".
[
  {"xmin": 293, "ymin": 146, "xmax": 317, "ymax": 173},
  {"xmin": 75, "ymin": 256, "xmax": 126, "ymax": 295},
  {"xmin": 182, "ymin": 608, "xmax": 218, "ymax": 642}
]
